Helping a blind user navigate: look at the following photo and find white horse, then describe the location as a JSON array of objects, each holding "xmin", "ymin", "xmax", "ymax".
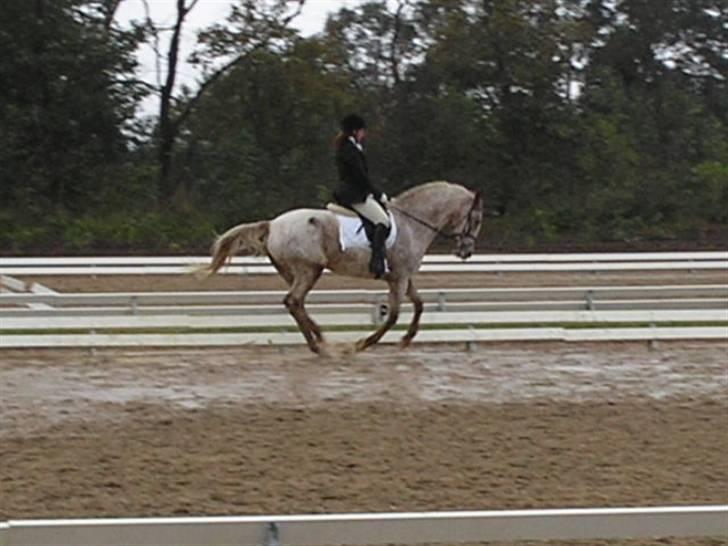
[{"xmin": 200, "ymin": 181, "xmax": 484, "ymax": 353}]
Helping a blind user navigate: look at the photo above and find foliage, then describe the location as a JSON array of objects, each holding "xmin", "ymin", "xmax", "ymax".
[
  {"xmin": 0, "ymin": 0, "xmax": 146, "ymax": 216},
  {"xmin": 1, "ymin": 0, "xmax": 726, "ymax": 254}
]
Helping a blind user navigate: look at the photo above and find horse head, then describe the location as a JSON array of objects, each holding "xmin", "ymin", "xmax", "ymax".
[{"xmin": 452, "ymin": 189, "xmax": 484, "ymax": 260}]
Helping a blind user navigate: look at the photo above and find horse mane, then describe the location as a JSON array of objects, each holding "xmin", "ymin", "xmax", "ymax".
[
  {"xmin": 395, "ymin": 180, "xmax": 452, "ymax": 200},
  {"xmin": 393, "ymin": 181, "xmax": 463, "ymax": 205}
]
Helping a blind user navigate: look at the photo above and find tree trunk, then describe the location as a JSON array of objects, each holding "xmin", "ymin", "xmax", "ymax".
[{"xmin": 157, "ymin": 0, "xmax": 195, "ymax": 203}]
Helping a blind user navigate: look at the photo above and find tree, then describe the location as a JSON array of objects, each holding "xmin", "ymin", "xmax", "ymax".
[
  {"xmin": 2, "ymin": 0, "xmax": 725, "ymax": 252},
  {"xmin": 321, "ymin": 0, "xmax": 422, "ymax": 91},
  {"xmin": 573, "ymin": 0, "xmax": 728, "ymax": 239},
  {"xmin": 411, "ymin": 0, "xmax": 582, "ymax": 217},
  {"xmin": 0, "ymin": 0, "xmax": 145, "ymax": 215},
  {"xmin": 175, "ymin": 38, "xmax": 354, "ymax": 224},
  {"xmin": 134, "ymin": 0, "xmax": 305, "ymax": 203}
]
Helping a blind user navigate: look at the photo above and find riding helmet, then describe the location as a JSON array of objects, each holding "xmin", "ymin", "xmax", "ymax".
[{"xmin": 340, "ymin": 113, "xmax": 366, "ymax": 133}]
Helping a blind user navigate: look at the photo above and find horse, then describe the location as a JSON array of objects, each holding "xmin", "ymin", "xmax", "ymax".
[{"xmin": 199, "ymin": 181, "xmax": 484, "ymax": 353}]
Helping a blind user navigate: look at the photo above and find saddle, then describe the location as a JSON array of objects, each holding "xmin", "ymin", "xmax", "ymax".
[
  {"xmin": 326, "ymin": 202, "xmax": 397, "ymax": 252},
  {"xmin": 325, "ymin": 202, "xmax": 391, "ymax": 243}
]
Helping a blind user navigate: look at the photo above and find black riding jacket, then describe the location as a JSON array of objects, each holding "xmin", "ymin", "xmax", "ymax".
[{"xmin": 334, "ymin": 137, "xmax": 383, "ymax": 207}]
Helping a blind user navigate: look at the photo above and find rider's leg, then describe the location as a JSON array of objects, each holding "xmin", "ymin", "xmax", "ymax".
[
  {"xmin": 367, "ymin": 223, "xmax": 388, "ymax": 278},
  {"xmin": 350, "ymin": 195, "xmax": 391, "ymax": 227},
  {"xmin": 351, "ymin": 196, "xmax": 390, "ymax": 278}
]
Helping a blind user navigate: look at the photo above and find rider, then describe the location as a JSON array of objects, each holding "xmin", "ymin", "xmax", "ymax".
[{"xmin": 333, "ymin": 113, "xmax": 390, "ymax": 279}]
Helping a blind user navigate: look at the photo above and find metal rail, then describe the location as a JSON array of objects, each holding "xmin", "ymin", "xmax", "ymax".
[
  {"xmin": 1, "ymin": 251, "xmax": 726, "ymax": 275},
  {"xmin": 1, "ymin": 506, "xmax": 726, "ymax": 546},
  {"xmin": 4, "ymin": 327, "xmax": 726, "ymax": 348},
  {"xmin": 2, "ymin": 285, "xmax": 726, "ymax": 307},
  {"xmin": 2, "ymin": 310, "xmax": 727, "ymax": 331},
  {"xmin": 2, "ymin": 284, "xmax": 725, "ymax": 347},
  {"xmin": 2, "ymin": 251, "xmax": 727, "ymax": 264}
]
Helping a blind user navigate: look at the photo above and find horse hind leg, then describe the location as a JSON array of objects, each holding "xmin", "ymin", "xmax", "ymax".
[
  {"xmin": 269, "ymin": 253, "xmax": 295, "ymax": 286},
  {"xmin": 400, "ymin": 279, "xmax": 423, "ymax": 349},
  {"xmin": 270, "ymin": 255, "xmax": 323, "ymax": 343},
  {"xmin": 298, "ymin": 268, "xmax": 324, "ymax": 344},
  {"xmin": 283, "ymin": 266, "xmax": 324, "ymax": 353}
]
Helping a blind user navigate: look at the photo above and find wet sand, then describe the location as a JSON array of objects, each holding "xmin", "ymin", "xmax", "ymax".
[{"xmin": 1, "ymin": 342, "xmax": 726, "ymax": 546}]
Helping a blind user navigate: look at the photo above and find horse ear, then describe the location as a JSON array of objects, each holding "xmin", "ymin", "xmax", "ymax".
[{"xmin": 473, "ymin": 190, "xmax": 483, "ymax": 208}]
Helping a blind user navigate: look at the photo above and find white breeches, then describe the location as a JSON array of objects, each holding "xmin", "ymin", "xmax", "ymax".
[{"xmin": 351, "ymin": 195, "xmax": 390, "ymax": 227}]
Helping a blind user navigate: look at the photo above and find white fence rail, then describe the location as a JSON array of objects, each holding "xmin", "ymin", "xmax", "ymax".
[
  {"xmin": 1, "ymin": 251, "xmax": 727, "ymax": 275},
  {"xmin": 2, "ymin": 285, "xmax": 727, "ymax": 308},
  {"xmin": 2, "ymin": 284, "xmax": 726, "ymax": 347},
  {"xmin": 2, "ymin": 310, "xmax": 727, "ymax": 331},
  {"xmin": 6, "ymin": 327, "xmax": 727, "ymax": 348},
  {"xmin": 1, "ymin": 506, "xmax": 726, "ymax": 546},
  {"xmin": 2, "ymin": 286, "xmax": 725, "ymax": 328}
]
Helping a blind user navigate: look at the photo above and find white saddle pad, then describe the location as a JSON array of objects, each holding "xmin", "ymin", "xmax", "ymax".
[{"xmin": 336, "ymin": 211, "xmax": 398, "ymax": 252}]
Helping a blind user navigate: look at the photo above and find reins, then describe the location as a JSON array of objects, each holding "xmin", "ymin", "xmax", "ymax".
[
  {"xmin": 387, "ymin": 205, "xmax": 457, "ymax": 240},
  {"xmin": 388, "ymin": 192, "xmax": 480, "ymax": 241}
]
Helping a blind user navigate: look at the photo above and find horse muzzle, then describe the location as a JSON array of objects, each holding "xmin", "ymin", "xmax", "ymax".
[{"xmin": 455, "ymin": 247, "xmax": 473, "ymax": 260}]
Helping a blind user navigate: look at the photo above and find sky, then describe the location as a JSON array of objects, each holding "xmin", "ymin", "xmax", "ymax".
[
  {"xmin": 118, "ymin": 0, "xmax": 363, "ymax": 38},
  {"xmin": 117, "ymin": 0, "xmax": 364, "ymax": 113}
]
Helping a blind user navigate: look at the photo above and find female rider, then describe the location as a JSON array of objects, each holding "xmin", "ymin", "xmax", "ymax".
[{"xmin": 333, "ymin": 113, "xmax": 390, "ymax": 278}]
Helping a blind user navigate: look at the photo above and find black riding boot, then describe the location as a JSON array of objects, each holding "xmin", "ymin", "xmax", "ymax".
[{"xmin": 369, "ymin": 223, "xmax": 388, "ymax": 279}]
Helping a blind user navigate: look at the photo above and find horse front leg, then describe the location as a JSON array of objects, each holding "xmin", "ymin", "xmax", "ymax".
[
  {"xmin": 400, "ymin": 278, "xmax": 423, "ymax": 349},
  {"xmin": 355, "ymin": 278, "xmax": 407, "ymax": 352}
]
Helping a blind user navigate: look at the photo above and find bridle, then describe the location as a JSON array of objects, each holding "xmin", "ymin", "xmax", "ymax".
[{"xmin": 388, "ymin": 192, "xmax": 481, "ymax": 243}]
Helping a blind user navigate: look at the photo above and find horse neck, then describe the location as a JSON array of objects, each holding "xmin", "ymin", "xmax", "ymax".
[
  {"xmin": 395, "ymin": 186, "xmax": 466, "ymax": 229},
  {"xmin": 391, "ymin": 186, "xmax": 469, "ymax": 261}
]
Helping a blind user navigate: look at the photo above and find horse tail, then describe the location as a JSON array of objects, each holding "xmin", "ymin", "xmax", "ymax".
[{"xmin": 196, "ymin": 220, "xmax": 270, "ymax": 278}]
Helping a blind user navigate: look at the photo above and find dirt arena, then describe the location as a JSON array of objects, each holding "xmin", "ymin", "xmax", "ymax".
[
  {"xmin": 2, "ymin": 269, "xmax": 726, "ymax": 545},
  {"xmin": 1, "ymin": 340, "xmax": 726, "ymax": 546}
]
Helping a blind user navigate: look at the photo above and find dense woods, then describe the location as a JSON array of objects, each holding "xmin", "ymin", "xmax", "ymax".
[{"xmin": 1, "ymin": 0, "xmax": 726, "ymax": 253}]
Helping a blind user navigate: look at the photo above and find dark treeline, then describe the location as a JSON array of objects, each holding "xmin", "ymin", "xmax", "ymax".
[{"xmin": 1, "ymin": 0, "xmax": 726, "ymax": 254}]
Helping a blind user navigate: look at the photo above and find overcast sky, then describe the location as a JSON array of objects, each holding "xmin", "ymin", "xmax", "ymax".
[{"xmin": 117, "ymin": 0, "xmax": 365, "ymax": 114}]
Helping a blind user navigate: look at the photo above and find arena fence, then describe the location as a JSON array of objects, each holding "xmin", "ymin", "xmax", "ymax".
[
  {"xmin": 1, "ymin": 284, "xmax": 726, "ymax": 347},
  {"xmin": 1, "ymin": 506, "xmax": 726, "ymax": 546},
  {"xmin": 3, "ymin": 285, "xmax": 727, "ymax": 310},
  {"xmin": 1, "ymin": 251, "xmax": 726, "ymax": 275},
  {"xmin": 2, "ymin": 252, "xmax": 725, "ymax": 347}
]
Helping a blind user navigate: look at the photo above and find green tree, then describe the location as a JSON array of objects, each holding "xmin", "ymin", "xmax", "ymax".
[
  {"xmin": 0, "ymin": 0, "xmax": 145, "ymax": 217},
  {"xmin": 573, "ymin": 0, "xmax": 728, "ymax": 239},
  {"xmin": 144, "ymin": 0, "xmax": 305, "ymax": 204},
  {"xmin": 176, "ymin": 39, "xmax": 354, "ymax": 225}
]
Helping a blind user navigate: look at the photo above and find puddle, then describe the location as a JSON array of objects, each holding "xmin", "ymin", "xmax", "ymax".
[{"xmin": 1, "ymin": 343, "xmax": 725, "ymax": 435}]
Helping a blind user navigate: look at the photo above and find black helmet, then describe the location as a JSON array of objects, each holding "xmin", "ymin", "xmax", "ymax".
[{"xmin": 340, "ymin": 113, "xmax": 366, "ymax": 133}]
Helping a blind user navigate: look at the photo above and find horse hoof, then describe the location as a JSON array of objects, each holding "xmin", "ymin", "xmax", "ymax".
[
  {"xmin": 354, "ymin": 339, "xmax": 368, "ymax": 352},
  {"xmin": 399, "ymin": 337, "xmax": 412, "ymax": 350}
]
